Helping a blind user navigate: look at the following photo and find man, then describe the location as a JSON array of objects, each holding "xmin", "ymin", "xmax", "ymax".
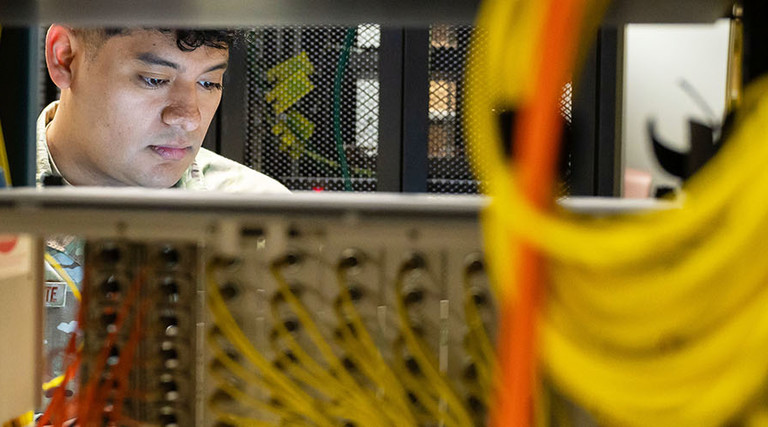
[
  {"xmin": 39, "ymin": 25, "xmax": 289, "ymax": 192},
  {"xmin": 38, "ymin": 25, "xmax": 289, "ymax": 410}
]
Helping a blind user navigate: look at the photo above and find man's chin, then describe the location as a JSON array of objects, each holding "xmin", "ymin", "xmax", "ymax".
[{"xmin": 135, "ymin": 172, "xmax": 186, "ymax": 189}]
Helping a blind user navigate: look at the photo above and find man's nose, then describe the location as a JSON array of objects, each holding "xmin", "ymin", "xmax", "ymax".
[{"xmin": 161, "ymin": 83, "xmax": 202, "ymax": 132}]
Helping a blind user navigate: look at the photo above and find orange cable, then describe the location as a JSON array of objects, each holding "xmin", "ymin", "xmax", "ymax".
[
  {"xmin": 490, "ymin": 0, "xmax": 588, "ymax": 425},
  {"xmin": 108, "ymin": 299, "xmax": 149, "ymax": 424},
  {"xmin": 79, "ymin": 270, "xmax": 145, "ymax": 424},
  {"xmin": 37, "ymin": 330, "xmax": 80, "ymax": 427}
]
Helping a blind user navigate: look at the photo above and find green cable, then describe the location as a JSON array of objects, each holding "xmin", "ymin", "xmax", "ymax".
[{"xmin": 333, "ymin": 28, "xmax": 357, "ymax": 192}]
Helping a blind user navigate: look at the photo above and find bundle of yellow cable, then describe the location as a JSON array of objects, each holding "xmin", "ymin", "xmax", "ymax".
[
  {"xmin": 208, "ymin": 255, "xmax": 475, "ymax": 426},
  {"xmin": 467, "ymin": 0, "xmax": 768, "ymax": 425}
]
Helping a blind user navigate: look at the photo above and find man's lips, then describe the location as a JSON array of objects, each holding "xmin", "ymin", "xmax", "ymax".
[{"xmin": 149, "ymin": 145, "xmax": 191, "ymax": 161}]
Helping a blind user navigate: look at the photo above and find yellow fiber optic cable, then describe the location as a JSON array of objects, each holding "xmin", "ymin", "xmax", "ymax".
[
  {"xmin": 265, "ymin": 332, "xmax": 387, "ymax": 426},
  {"xmin": 0, "ymin": 118, "xmax": 10, "ymax": 188},
  {"xmin": 462, "ymin": 269, "xmax": 496, "ymax": 391},
  {"xmin": 1, "ymin": 411, "xmax": 33, "ymax": 427},
  {"xmin": 270, "ymin": 262, "xmax": 361, "ymax": 385},
  {"xmin": 211, "ymin": 259, "xmax": 406, "ymax": 426},
  {"xmin": 328, "ymin": 326, "xmax": 416, "ymax": 425},
  {"xmin": 206, "ymin": 261, "xmax": 336, "ymax": 427},
  {"xmin": 44, "ymin": 252, "xmax": 82, "ymax": 302},
  {"xmin": 475, "ymin": 101, "xmax": 768, "ymax": 270},
  {"xmin": 0, "ymin": 25, "xmax": 10, "ymax": 188},
  {"xmin": 209, "ymin": 250, "xmax": 493, "ymax": 426},
  {"xmin": 208, "ymin": 368, "xmax": 292, "ymax": 420},
  {"xmin": 328, "ymin": 327, "xmax": 414, "ymax": 422},
  {"xmin": 208, "ymin": 402, "xmax": 275, "ymax": 427},
  {"xmin": 394, "ymin": 266, "xmax": 475, "ymax": 427},
  {"xmin": 42, "ymin": 375, "xmax": 65, "ymax": 392},
  {"xmin": 332, "ymin": 266, "xmax": 418, "ymax": 422},
  {"xmin": 208, "ymin": 335, "xmax": 321, "ymax": 421},
  {"xmin": 466, "ymin": 0, "xmax": 768, "ymax": 423},
  {"xmin": 208, "ymin": 320, "xmax": 329, "ymax": 425},
  {"xmin": 209, "ymin": 252, "xmax": 472, "ymax": 426},
  {"xmin": 330, "ymin": 322, "xmax": 418, "ymax": 423},
  {"xmin": 268, "ymin": 263, "xmax": 396, "ymax": 427},
  {"xmin": 208, "ymin": 347, "xmax": 286, "ymax": 415},
  {"xmin": 265, "ymin": 309, "xmax": 345, "ymax": 395},
  {"xmin": 462, "ymin": 335, "xmax": 493, "ymax": 401},
  {"xmin": 391, "ymin": 336, "xmax": 456, "ymax": 426}
]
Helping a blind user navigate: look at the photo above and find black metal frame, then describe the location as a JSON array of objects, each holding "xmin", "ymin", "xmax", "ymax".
[
  {"xmin": 570, "ymin": 27, "xmax": 624, "ymax": 197},
  {"xmin": 742, "ymin": 0, "xmax": 767, "ymax": 86},
  {"xmin": 0, "ymin": 26, "xmax": 40, "ymax": 187},
  {"xmin": 401, "ymin": 29, "xmax": 431, "ymax": 193},
  {"xmin": 376, "ymin": 28, "xmax": 405, "ymax": 192},
  {"xmin": 204, "ymin": 40, "xmax": 249, "ymax": 163}
]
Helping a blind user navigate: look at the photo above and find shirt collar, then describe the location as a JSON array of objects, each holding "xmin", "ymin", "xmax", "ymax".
[{"xmin": 36, "ymin": 101, "xmax": 63, "ymax": 187}]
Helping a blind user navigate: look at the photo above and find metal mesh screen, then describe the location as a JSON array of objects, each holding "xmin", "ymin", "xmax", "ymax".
[
  {"xmin": 426, "ymin": 25, "xmax": 574, "ymax": 195},
  {"xmin": 559, "ymin": 82, "xmax": 574, "ymax": 195},
  {"xmin": 427, "ymin": 25, "xmax": 478, "ymax": 194},
  {"xmin": 560, "ymin": 82, "xmax": 573, "ymax": 123},
  {"xmin": 244, "ymin": 25, "xmax": 380, "ymax": 192},
  {"xmin": 241, "ymin": 25, "xmax": 573, "ymax": 194}
]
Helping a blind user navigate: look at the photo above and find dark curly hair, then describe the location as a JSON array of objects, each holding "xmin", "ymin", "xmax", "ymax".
[
  {"xmin": 74, "ymin": 27, "xmax": 243, "ymax": 53},
  {"xmin": 163, "ymin": 29, "xmax": 239, "ymax": 51}
]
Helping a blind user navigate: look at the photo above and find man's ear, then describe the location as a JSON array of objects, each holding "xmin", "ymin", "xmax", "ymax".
[{"xmin": 45, "ymin": 24, "xmax": 78, "ymax": 89}]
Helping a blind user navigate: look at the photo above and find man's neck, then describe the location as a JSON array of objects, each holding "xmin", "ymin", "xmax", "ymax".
[
  {"xmin": 45, "ymin": 103, "xmax": 111, "ymax": 187},
  {"xmin": 45, "ymin": 110, "xmax": 78, "ymax": 185}
]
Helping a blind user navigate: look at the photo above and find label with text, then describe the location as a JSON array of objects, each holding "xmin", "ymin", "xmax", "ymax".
[{"xmin": 44, "ymin": 282, "xmax": 67, "ymax": 307}]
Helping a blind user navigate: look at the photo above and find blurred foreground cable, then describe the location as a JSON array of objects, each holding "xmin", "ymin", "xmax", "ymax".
[
  {"xmin": 467, "ymin": 0, "xmax": 768, "ymax": 424},
  {"xmin": 467, "ymin": 0, "xmax": 592, "ymax": 424}
]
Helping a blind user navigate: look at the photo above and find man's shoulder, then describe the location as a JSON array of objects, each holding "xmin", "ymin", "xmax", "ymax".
[{"xmin": 194, "ymin": 148, "xmax": 290, "ymax": 194}]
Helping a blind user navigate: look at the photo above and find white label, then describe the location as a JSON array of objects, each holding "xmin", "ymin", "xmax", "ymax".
[{"xmin": 44, "ymin": 282, "xmax": 67, "ymax": 307}]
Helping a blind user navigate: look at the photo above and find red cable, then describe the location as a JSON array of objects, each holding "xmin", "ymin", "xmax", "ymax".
[
  {"xmin": 80, "ymin": 270, "xmax": 145, "ymax": 424},
  {"xmin": 108, "ymin": 299, "xmax": 149, "ymax": 423}
]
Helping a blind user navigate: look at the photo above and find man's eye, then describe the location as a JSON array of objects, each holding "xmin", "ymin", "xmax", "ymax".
[
  {"xmin": 199, "ymin": 81, "xmax": 223, "ymax": 91},
  {"xmin": 141, "ymin": 76, "xmax": 168, "ymax": 88}
]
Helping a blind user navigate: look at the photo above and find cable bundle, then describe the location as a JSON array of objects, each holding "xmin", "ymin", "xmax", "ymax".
[
  {"xmin": 40, "ymin": 243, "xmax": 199, "ymax": 427},
  {"xmin": 38, "ymin": 269, "xmax": 147, "ymax": 427},
  {"xmin": 206, "ymin": 250, "xmax": 494, "ymax": 426},
  {"xmin": 466, "ymin": 0, "xmax": 768, "ymax": 424}
]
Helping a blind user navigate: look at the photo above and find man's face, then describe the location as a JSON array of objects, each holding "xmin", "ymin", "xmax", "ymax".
[{"xmin": 64, "ymin": 30, "xmax": 228, "ymax": 187}]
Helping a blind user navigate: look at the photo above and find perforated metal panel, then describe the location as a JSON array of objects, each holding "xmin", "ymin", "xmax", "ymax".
[
  {"xmin": 427, "ymin": 25, "xmax": 478, "ymax": 194},
  {"xmin": 244, "ymin": 25, "xmax": 381, "ymax": 192},
  {"xmin": 559, "ymin": 82, "xmax": 574, "ymax": 195},
  {"xmin": 560, "ymin": 82, "xmax": 574, "ymax": 123},
  {"xmin": 427, "ymin": 26, "xmax": 574, "ymax": 195},
  {"xmin": 240, "ymin": 25, "xmax": 573, "ymax": 195}
]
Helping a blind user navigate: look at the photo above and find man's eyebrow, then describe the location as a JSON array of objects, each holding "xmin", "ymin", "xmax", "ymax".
[
  {"xmin": 136, "ymin": 52, "xmax": 179, "ymax": 69},
  {"xmin": 205, "ymin": 62, "xmax": 228, "ymax": 73},
  {"xmin": 135, "ymin": 53, "xmax": 227, "ymax": 74}
]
